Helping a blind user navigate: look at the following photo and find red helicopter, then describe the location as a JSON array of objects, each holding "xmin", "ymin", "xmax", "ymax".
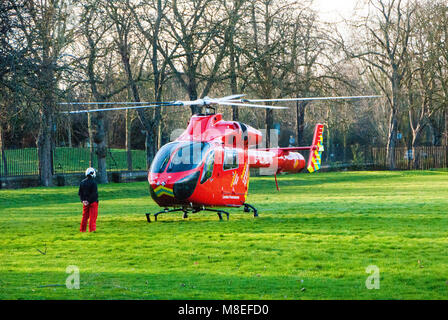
[{"xmin": 62, "ymin": 94, "xmax": 378, "ymax": 221}]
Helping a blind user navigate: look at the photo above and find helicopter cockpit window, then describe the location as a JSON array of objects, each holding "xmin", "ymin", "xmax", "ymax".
[
  {"xmin": 223, "ymin": 149, "xmax": 239, "ymax": 170},
  {"xmin": 200, "ymin": 151, "xmax": 215, "ymax": 184},
  {"xmin": 150, "ymin": 142, "xmax": 179, "ymax": 173},
  {"xmin": 167, "ymin": 142, "xmax": 210, "ymax": 173}
]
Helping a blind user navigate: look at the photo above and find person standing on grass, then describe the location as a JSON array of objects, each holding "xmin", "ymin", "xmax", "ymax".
[{"xmin": 78, "ymin": 167, "xmax": 99, "ymax": 233}]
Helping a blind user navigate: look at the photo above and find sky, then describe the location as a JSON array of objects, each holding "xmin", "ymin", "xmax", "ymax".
[{"xmin": 311, "ymin": 0, "xmax": 363, "ymax": 22}]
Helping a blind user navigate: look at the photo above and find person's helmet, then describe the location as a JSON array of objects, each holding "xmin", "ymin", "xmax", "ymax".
[{"xmin": 85, "ymin": 167, "xmax": 96, "ymax": 178}]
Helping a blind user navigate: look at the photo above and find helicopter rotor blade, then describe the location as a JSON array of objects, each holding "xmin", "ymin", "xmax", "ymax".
[
  {"xmin": 178, "ymin": 94, "xmax": 247, "ymax": 106},
  {"xmin": 218, "ymin": 101, "xmax": 289, "ymax": 109},
  {"xmin": 229, "ymin": 95, "xmax": 381, "ymax": 103},
  {"xmin": 60, "ymin": 95, "xmax": 380, "ymax": 114},
  {"xmin": 215, "ymin": 94, "xmax": 246, "ymax": 102},
  {"xmin": 172, "ymin": 94, "xmax": 247, "ymax": 106},
  {"xmin": 60, "ymin": 102, "xmax": 182, "ymax": 114},
  {"xmin": 59, "ymin": 101, "xmax": 175, "ymax": 106}
]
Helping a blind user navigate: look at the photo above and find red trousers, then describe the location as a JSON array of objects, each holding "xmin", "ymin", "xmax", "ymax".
[{"xmin": 80, "ymin": 202, "xmax": 98, "ymax": 232}]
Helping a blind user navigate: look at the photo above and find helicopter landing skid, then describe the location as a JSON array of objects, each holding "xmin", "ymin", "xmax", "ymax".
[
  {"xmin": 146, "ymin": 208, "xmax": 184, "ymax": 222},
  {"xmin": 145, "ymin": 207, "xmax": 230, "ymax": 222},
  {"xmin": 202, "ymin": 208, "xmax": 230, "ymax": 221},
  {"xmin": 243, "ymin": 203, "xmax": 259, "ymax": 217}
]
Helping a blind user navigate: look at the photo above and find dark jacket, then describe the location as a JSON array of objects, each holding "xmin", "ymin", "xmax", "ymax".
[{"xmin": 78, "ymin": 176, "xmax": 98, "ymax": 204}]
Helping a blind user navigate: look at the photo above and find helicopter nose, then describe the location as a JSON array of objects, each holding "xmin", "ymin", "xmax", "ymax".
[
  {"xmin": 173, "ymin": 171, "xmax": 200, "ymax": 200},
  {"xmin": 149, "ymin": 177, "xmax": 174, "ymax": 201}
]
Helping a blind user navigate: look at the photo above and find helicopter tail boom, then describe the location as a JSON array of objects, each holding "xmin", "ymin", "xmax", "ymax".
[{"xmin": 250, "ymin": 123, "xmax": 325, "ymax": 173}]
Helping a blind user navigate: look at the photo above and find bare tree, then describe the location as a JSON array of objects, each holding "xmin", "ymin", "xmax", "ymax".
[
  {"xmin": 287, "ymin": 9, "xmax": 329, "ymax": 146},
  {"xmin": 127, "ymin": 0, "xmax": 171, "ymax": 166},
  {"xmin": 405, "ymin": 1, "xmax": 439, "ymax": 160},
  {"xmin": 78, "ymin": 0, "xmax": 128, "ymax": 183},
  {"xmin": 12, "ymin": 0, "xmax": 76, "ymax": 186},
  {"xmin": 240, "ymin": 0, "xmax": 280, "ymax": 146},
  {"xmin": 219, "ymin": 0, "xmax": 248, "ymax": 120},
  {"xmin": 161, "ymin": 0, "xmax": 230, "ymax": 114},
  {"xmin": 242, "ymin": 0, "xmax": 316, "ymax": 147},
  {"xmin": 0, "ymin": 1, "xmax": 20, "ymax": 178},
  {"xmin": 347, "ymin": 0, "xmax": 416, "ymax": 169},
  {"xmin": 428, "ymin": 1, "xmax": 448, "ymax": 147}
]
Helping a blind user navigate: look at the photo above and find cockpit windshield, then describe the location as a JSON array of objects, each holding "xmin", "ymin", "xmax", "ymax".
[
  {"xmin": 167, "ymin": 142, "xmax": 210, "ymax": 173},
  {"xmin": 150, "ymin": 142, "xmax": 179, "ymax": 173}
]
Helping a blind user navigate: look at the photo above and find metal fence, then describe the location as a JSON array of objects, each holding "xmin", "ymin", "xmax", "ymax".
[
  {"xmin": 1, "ymin": 146, "xmax": 447, "ymax": 178},
  {"xmin": 0, "ymin": 147, "xmax": 147, "ymax": 177},
  {"xmin": 372, "ymin": 146, "xmax": 448, "ymax": 170}
]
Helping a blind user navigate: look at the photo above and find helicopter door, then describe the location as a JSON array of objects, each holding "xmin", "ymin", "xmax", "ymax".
[{"xmin": 221, "ymin": 148, "xmax": 245, "ymax": 203}]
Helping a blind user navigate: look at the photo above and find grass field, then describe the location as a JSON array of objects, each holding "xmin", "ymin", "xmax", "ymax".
[{"xmin": 0, "ymin": 171, "xmax": 447, "ymax": 300}]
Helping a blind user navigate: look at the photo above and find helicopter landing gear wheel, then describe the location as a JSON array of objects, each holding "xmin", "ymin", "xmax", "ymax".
[
  {"xmin": 182, "ymin": 211, "xmax": 189, "ymax": 219},
  {"xmin": 244, "ymin": 203, "xmax": 258, "ymax": 217}
]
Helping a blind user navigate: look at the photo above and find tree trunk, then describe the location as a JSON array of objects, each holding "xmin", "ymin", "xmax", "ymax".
[
  {"xmin": 296, "ymin": 101, "xmax": 307, "ymax": 146},
  {"xmin": 265, "ymin": 108, "xmax": 273, "ymax": 148},
  {"xmin": 126, "ymin": 109, "xmax": 132, "ymax": 171},
  {"xmin": 86, "ymin": 42, "xmax": 108, "ymax": 182},
  {"xmin": 145, "ymin": 131, "xmax": 156, "ymax": 170},
  {"xmin": 188, "ymin": 86, "xmax": 201, "ymax": 115},
  {"xmin": 409, "ymin": 104, "xmax": 425, "ymax": 169},
  {"xmin": 67, "ymin": 116, "xmax": 72, "ymax": 148},
  {"xmin": 386, "ymin": 108, "xmax": 398, "ymax": 170},
  {"xmin": 157, "ymin": 120, "xmax": 162, "ymax": 149},
  {"xmin": 92, "ymin": 112, "xmax": 108, "ymax": 184},
  {"xmin": 428, "ymin": 117, "xmax": 442, "ymax": 146},
  {"xmin": 123, "ymin": 74, "xmax": 153, "ymax": 169},
  {"xmin": 88, "ymin": 112, "xmax": 94, "ymax": 166},
  {"xmin": 0, "ymin": 124, "xmax": 7, "ymax": 178},
  {"xmin": 38, "ymin": 60, "xmax": 55, "ymax": 187},
  {"xmin": 150, "ymin": 108, "xmax": 161, "ymax": 164},
  {"xmin": 151, "ymin": 0, "xmax": 163, "ymax": 162},
  {"xmin": 229, "ymin": 31, "xmax": 239, "ymax": 121},
  {"xmin": 386, "ymin": 75, "xmax": 400, "ymax": 170},
  {"xmin": 444, "ymin": 109, "xmax": 448, "ymax": 147},
  {"xmin": 326, "ymin": 125, "xmax": 331, "ymax": 162},
  {"xmin": 232, "ymin": 105, "xmax": 239, "ymax": 122},
  {"xmin": 38, "ymin": 110, "xmax": 54, "ymax": 186},
  {"xmin": 411, "ymin": 129, "xmax": 422, "ymax": 170},
  {"xmin": 117, "ymin": 33, "xmax": 158, "ymax": 170}
]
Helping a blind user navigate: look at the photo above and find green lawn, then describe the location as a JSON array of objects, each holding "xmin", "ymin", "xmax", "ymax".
[{"xmin": 0, "ymin": 171, "xmax": 447, "ymax": 299}]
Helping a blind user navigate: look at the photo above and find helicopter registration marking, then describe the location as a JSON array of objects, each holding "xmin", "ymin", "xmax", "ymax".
[
  {"xmin": 154, "ymin": 185, "xmax": 174, "ymax": 198},
  {"xmin": 223, "ymin": 195, "xmax": 240, "ymax": 200}
]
